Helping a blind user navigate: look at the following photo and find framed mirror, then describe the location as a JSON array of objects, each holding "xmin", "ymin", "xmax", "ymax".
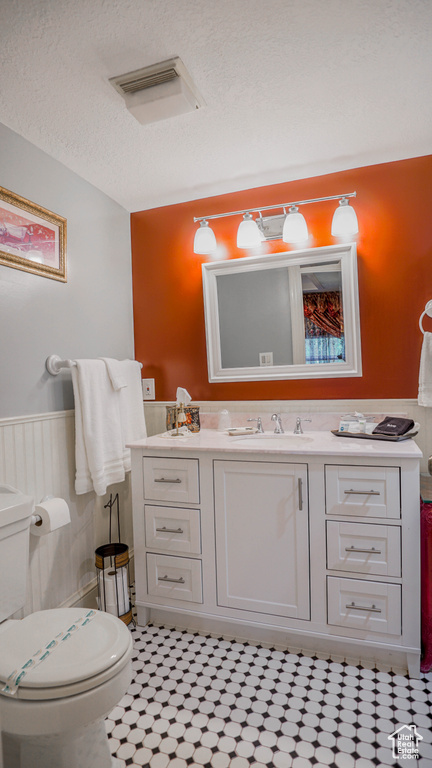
[{"xmin": 202, "ymin": 243, "xmax": 362, "ymax": 382}]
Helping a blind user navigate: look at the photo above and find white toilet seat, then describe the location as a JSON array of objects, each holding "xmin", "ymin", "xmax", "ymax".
[{"xmin": 0, "ymin": 608, "xmax": 132, "ymax": 701}]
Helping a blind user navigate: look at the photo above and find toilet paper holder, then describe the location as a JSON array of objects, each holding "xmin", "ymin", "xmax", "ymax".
[
  {"xmin": 95, "ymin": 493, "xmax": 134, "ymax": 626},
  {"xmin": 31, "ymin": 494, "xmax": 55, "ymax": 525},
  {"xmin": 95, "ymin": 543, "xmax": 133, "ymax": 626},
  {"xmin": 30, "ymin": 496, "xmax": 71, "ymax": 536}
]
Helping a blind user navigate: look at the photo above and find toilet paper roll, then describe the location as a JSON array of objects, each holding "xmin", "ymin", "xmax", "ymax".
[
  {"xmin": 99, "ymin": 567, "xmax": 129, "ymax": 616},
  {"xmin": 30, "ymin": 498, "xmax": 71, "ymax": 536}
]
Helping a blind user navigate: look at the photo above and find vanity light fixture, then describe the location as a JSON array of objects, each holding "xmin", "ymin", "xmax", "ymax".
[
  {"xmin": 193, "ymin": 219, "xmax": 217, "ymax": 254},
  {"xmin": 237, "ymin": 213, "xmax": 262, "ymax": 249},
  {"xmin": 282, "ymin": 205, "xmax": 309, "ymax": 244},
  {"xmin": 331, "ymin": 197, "xmax": 359, "ymax": 237},
  {"xmin": 193, "ymin": 192, "xmax": 358, "ymax": 253}
]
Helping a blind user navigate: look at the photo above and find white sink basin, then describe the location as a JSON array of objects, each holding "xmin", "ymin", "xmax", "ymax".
[{"xmin": 234, "ymin": 433, "xmax": 314, "ymax": 445}]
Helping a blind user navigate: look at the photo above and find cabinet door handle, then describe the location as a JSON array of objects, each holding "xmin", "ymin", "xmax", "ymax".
[
  {"xmin": 154, "ymin": 477, "xmax": 182, "ymax": 484},
  {"xmin": 344, "ymin": 488, "xmax": 380, "ymax": 496},
  {"xmin": 345, "ymin": 546, "xmax": 382, "ymax": 554},
  {"xmin": 346, "ymin": 601, "xmax": 382, "ymax": 613},
  {"xmin": 156, "ymin": 526, "xmax": 184, "ymax": 534},
  {"xmin": 298, "ymin": 478, "xmax": 303, "ymax": 510},
  {"xmin": 158, "ymin": 574, "xmax": 185, "ymax": 584}
]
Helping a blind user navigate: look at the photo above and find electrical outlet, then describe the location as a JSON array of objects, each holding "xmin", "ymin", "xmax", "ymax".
[
  {"xmin": 142, "ymin": 378, "xmax": 155, "ymax": 400},
  {"xmin": 259, "ymin": 352, "xmax": 273, "ymax": 366}
]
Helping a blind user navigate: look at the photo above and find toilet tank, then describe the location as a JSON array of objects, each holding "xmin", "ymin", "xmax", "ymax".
[{"xmin": 0, "ymin": 485, "xmax": 34, "ymax": 621}]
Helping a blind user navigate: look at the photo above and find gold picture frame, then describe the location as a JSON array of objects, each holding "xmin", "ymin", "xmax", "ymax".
[{"xmin": 0, "ymin": 185, "xmax": 67, "ymax": 282}]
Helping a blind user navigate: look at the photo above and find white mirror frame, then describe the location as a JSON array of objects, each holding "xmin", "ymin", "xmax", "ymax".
[{"xmin": 202, "ymin": 242, "xmax": 362, "ymax": 382}]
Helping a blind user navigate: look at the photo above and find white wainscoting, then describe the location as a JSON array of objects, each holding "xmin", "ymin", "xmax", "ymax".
[{"xmin": 0, "ymin": 410, "xmax": 134, "ymax": 617}]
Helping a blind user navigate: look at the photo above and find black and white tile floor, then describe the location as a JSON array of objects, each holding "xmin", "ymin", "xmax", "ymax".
[{"xmin": 106, "ymin": 622, "xmax": 432, "ymax": 768}]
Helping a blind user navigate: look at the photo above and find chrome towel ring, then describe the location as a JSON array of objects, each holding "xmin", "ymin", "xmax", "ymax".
[{"xmin": 419, "ymin": 301, "xmax": 432, "ymax": 335}]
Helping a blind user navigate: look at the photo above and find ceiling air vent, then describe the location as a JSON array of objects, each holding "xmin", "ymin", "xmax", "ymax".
[{"xmin": 109, "ymin": 57, "xmax": 205, "ymax": 125}]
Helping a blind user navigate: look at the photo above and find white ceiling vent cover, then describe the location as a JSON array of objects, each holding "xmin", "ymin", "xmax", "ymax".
[{"xmin": 109, "ymin": 57, "xmax": 205, "ymax": 125}]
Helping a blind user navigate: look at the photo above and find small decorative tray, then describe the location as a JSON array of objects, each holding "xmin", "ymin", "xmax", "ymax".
[
  {"xmin": 331, "ymin": 429, "xmax": 418, "ymax": 442},
  {"xmin": 226, "ymin": 427, "xmax": 258, "ymax": 436}
]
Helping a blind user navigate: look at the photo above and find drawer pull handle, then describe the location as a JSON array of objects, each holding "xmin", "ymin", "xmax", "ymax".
[
  {"xmin": 345, "ymin": 489, "xmax": 380, "ymax": 496},
  {"xmin": 156, "ymin": 526, "xmax": 184, "ymax": 534},
  {"xmin": 154, "ymin": 477, "xmax": 182, "ymax": 484},
  {"xmin": 345, "ymin": 546, "xmax": 382, "ymax": 554},
  {"xmin": 298, "ymin": 478, "xmax": 303, "ymax": 511},
  {"xmin": 346, "ymin": 601, "xmax": 382, "ymax": 613},
  {"xmin": 159, "ymin": 574, "xmax": 185, "ymax": 584}
]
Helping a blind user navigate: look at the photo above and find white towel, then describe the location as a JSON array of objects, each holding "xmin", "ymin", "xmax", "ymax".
[
  {"xmin": 100, "ymin": 357, "xmax": 128, "ymax": 390},
  {"xmin": 101, "ymin": 359, "xmax": 147, "ymax": 471},
  {"xmin": 71, "ymin": 360, "xmax": 126, "ymax": 496},
  {"xmin": 418, "ymin": 331, "xmax": 432, "ymax": 406}
]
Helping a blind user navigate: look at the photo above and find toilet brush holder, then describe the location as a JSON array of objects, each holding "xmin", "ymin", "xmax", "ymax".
[{"xmin": 95, "ymin": 543, "xmax": 133, "ymax": 626}]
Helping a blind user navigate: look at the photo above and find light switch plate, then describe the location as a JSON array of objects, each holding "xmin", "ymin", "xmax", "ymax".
[
  {"xmin": 259, "ymin": 352, "xmax": 273, "ymax": 366},
  {"xmin": 142, "ymin": 378, "xmax": 155, "ymax": 400}
]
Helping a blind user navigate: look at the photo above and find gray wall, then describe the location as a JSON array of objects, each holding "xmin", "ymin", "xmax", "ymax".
[{"xmin": 0, "ymin": 123, "xmax": 134, "ymax": 417}]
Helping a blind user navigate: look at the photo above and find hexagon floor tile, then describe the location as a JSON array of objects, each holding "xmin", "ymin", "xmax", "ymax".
[{"xmin": 106, "ymin": 622, "xmax": 432, "ymax": 767}]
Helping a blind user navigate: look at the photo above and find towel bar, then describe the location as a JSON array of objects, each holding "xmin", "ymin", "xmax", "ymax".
[
  {"xmin": 46, "ymin": 355, "xmax": 75, "ymax": 375},
  {"xmin": 419, "ymin": 300, "xmax": 432, "ymax": 335},
  {"xmin": 46, "ymin": 355, "xmax": 143, "ymax": 375}
]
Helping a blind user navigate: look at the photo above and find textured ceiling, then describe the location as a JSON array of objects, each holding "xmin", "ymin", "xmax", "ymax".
[{"xmin": 1, "ymin": 0, "xmax": 432, "ymax": 212}]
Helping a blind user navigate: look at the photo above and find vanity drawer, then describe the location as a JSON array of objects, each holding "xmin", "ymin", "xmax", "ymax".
[
  {"xmin": 143, "ymin": 457, "xmax": 200, "ymax": 504},
  {"xmin": 146, "ymin": 553, "xmax": 203, "ymax": 603},
  {"xmin": 325, "ymin": 465, "xmax": 400, "ymax": 519},
  {"xmin": 327, "ymin": 576, "xmax": 401, "ymax": 635},
  {"xmin": 326, "ymin": 521, "xmax": 401, "ymax": 577},
  {"xmin": 145, "ymin": 505, "xmax": 201, "ymax": 554}
]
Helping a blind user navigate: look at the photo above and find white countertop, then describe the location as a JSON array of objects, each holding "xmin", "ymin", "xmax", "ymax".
[{"xmin": 128, "ymin": 429, "xmax": 422, "ymax": 459}]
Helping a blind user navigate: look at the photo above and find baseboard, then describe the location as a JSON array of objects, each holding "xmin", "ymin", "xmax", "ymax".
[
  {"xmin": 138, "ymin": 604, "xmax": 419, "ymax": 676},
  {"xmin": 59, "ymin": 578, "xmax": 98, "ymax": 610},
  {"xmin": 60, "ymin": 551, "xmax": 135, "ymax": 610}
]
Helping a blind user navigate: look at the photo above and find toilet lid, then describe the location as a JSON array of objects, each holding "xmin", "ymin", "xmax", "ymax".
[{"xmin": 0, "ymin": 608, "xmax": 131, "ymax": 693}]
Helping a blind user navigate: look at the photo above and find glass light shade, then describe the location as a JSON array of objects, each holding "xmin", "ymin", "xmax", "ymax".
[
  {"xmin": 194, "ymin": 220, "xmax": 217, "ymax": 254},
  {"xmin": 282, "ymin": 206, "xmax": 309, "ymax": 243},
  {"xmin": 237, "ymin": 213, "xmax": 262, "ymax": 249},
  {"xmin": 331, "ymin": 198, "xmax": 359, "ymax": 237}
]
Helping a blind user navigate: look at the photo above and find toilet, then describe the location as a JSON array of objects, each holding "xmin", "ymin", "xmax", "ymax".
[{"xmin": 0, "ymin": 485, "xmax": 133, "ymax": 768}]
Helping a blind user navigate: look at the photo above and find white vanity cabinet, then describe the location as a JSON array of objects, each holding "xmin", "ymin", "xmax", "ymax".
[{"xmin": 129, "ymin": 431, "xmax": 421, "ymax": 676}]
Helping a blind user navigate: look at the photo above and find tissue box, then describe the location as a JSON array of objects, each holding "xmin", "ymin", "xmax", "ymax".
[
  {"xmin": 166, "ymin": 406, "xmax": 200, "ymax": 433},
  {"xmin": 339, "ymin": 418, "xmax": 375, "ymax": 434}
]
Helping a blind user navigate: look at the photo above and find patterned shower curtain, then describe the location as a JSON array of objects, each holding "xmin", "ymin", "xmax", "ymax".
[
  {"xmin": 303, "ymin": 291, "xmax": 344, "ymax": 338},
  {"xmin": 303, "ymin": 291, "xmax": 345, "ymax": 364}
]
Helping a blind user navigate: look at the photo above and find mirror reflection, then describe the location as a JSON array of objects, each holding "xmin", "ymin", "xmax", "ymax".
[
  {"xmin": 302, "ymin": 265, "xmax": 344, "ymax": 365},
  {"xmin": 216, "ymin": 267, "xmax": 294, "ymax": 368}
]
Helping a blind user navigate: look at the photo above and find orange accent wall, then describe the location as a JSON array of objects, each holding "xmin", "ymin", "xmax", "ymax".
[{"xmin": 131, "ymin": 156, "xmax": 432, "ymax": 401}]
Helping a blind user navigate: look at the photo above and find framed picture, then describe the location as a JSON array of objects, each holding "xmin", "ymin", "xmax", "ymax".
[{"xmin": 0, "ymin": 185, "xmax": 67, "ymax": 282}]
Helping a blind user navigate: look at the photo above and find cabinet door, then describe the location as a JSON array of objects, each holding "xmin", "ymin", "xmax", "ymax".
[{"xmin": 214, "ymin": 460, "xmax": 309, "ymax": 619}]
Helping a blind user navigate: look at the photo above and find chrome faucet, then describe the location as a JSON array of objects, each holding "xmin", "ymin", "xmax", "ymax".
[
  {"xmin": 271, "ymin": 413, "xmax": 284, "ymax": 433},
  {"xmin": 247, "ymin": 417, "xmax": 264, "ymax": 433},
  {"xmin": 294, "ymin": 417, "xmax": 311, "ymax": 434}
]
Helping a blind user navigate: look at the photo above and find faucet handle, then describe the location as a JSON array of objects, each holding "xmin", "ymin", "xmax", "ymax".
[
  {"xmin": 247, "ymin": 417, "xmax": 264, "ymax": 433},
  {"xmin": 294, "ymin": 417, "xmax": 311, "ymax": 434}
]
